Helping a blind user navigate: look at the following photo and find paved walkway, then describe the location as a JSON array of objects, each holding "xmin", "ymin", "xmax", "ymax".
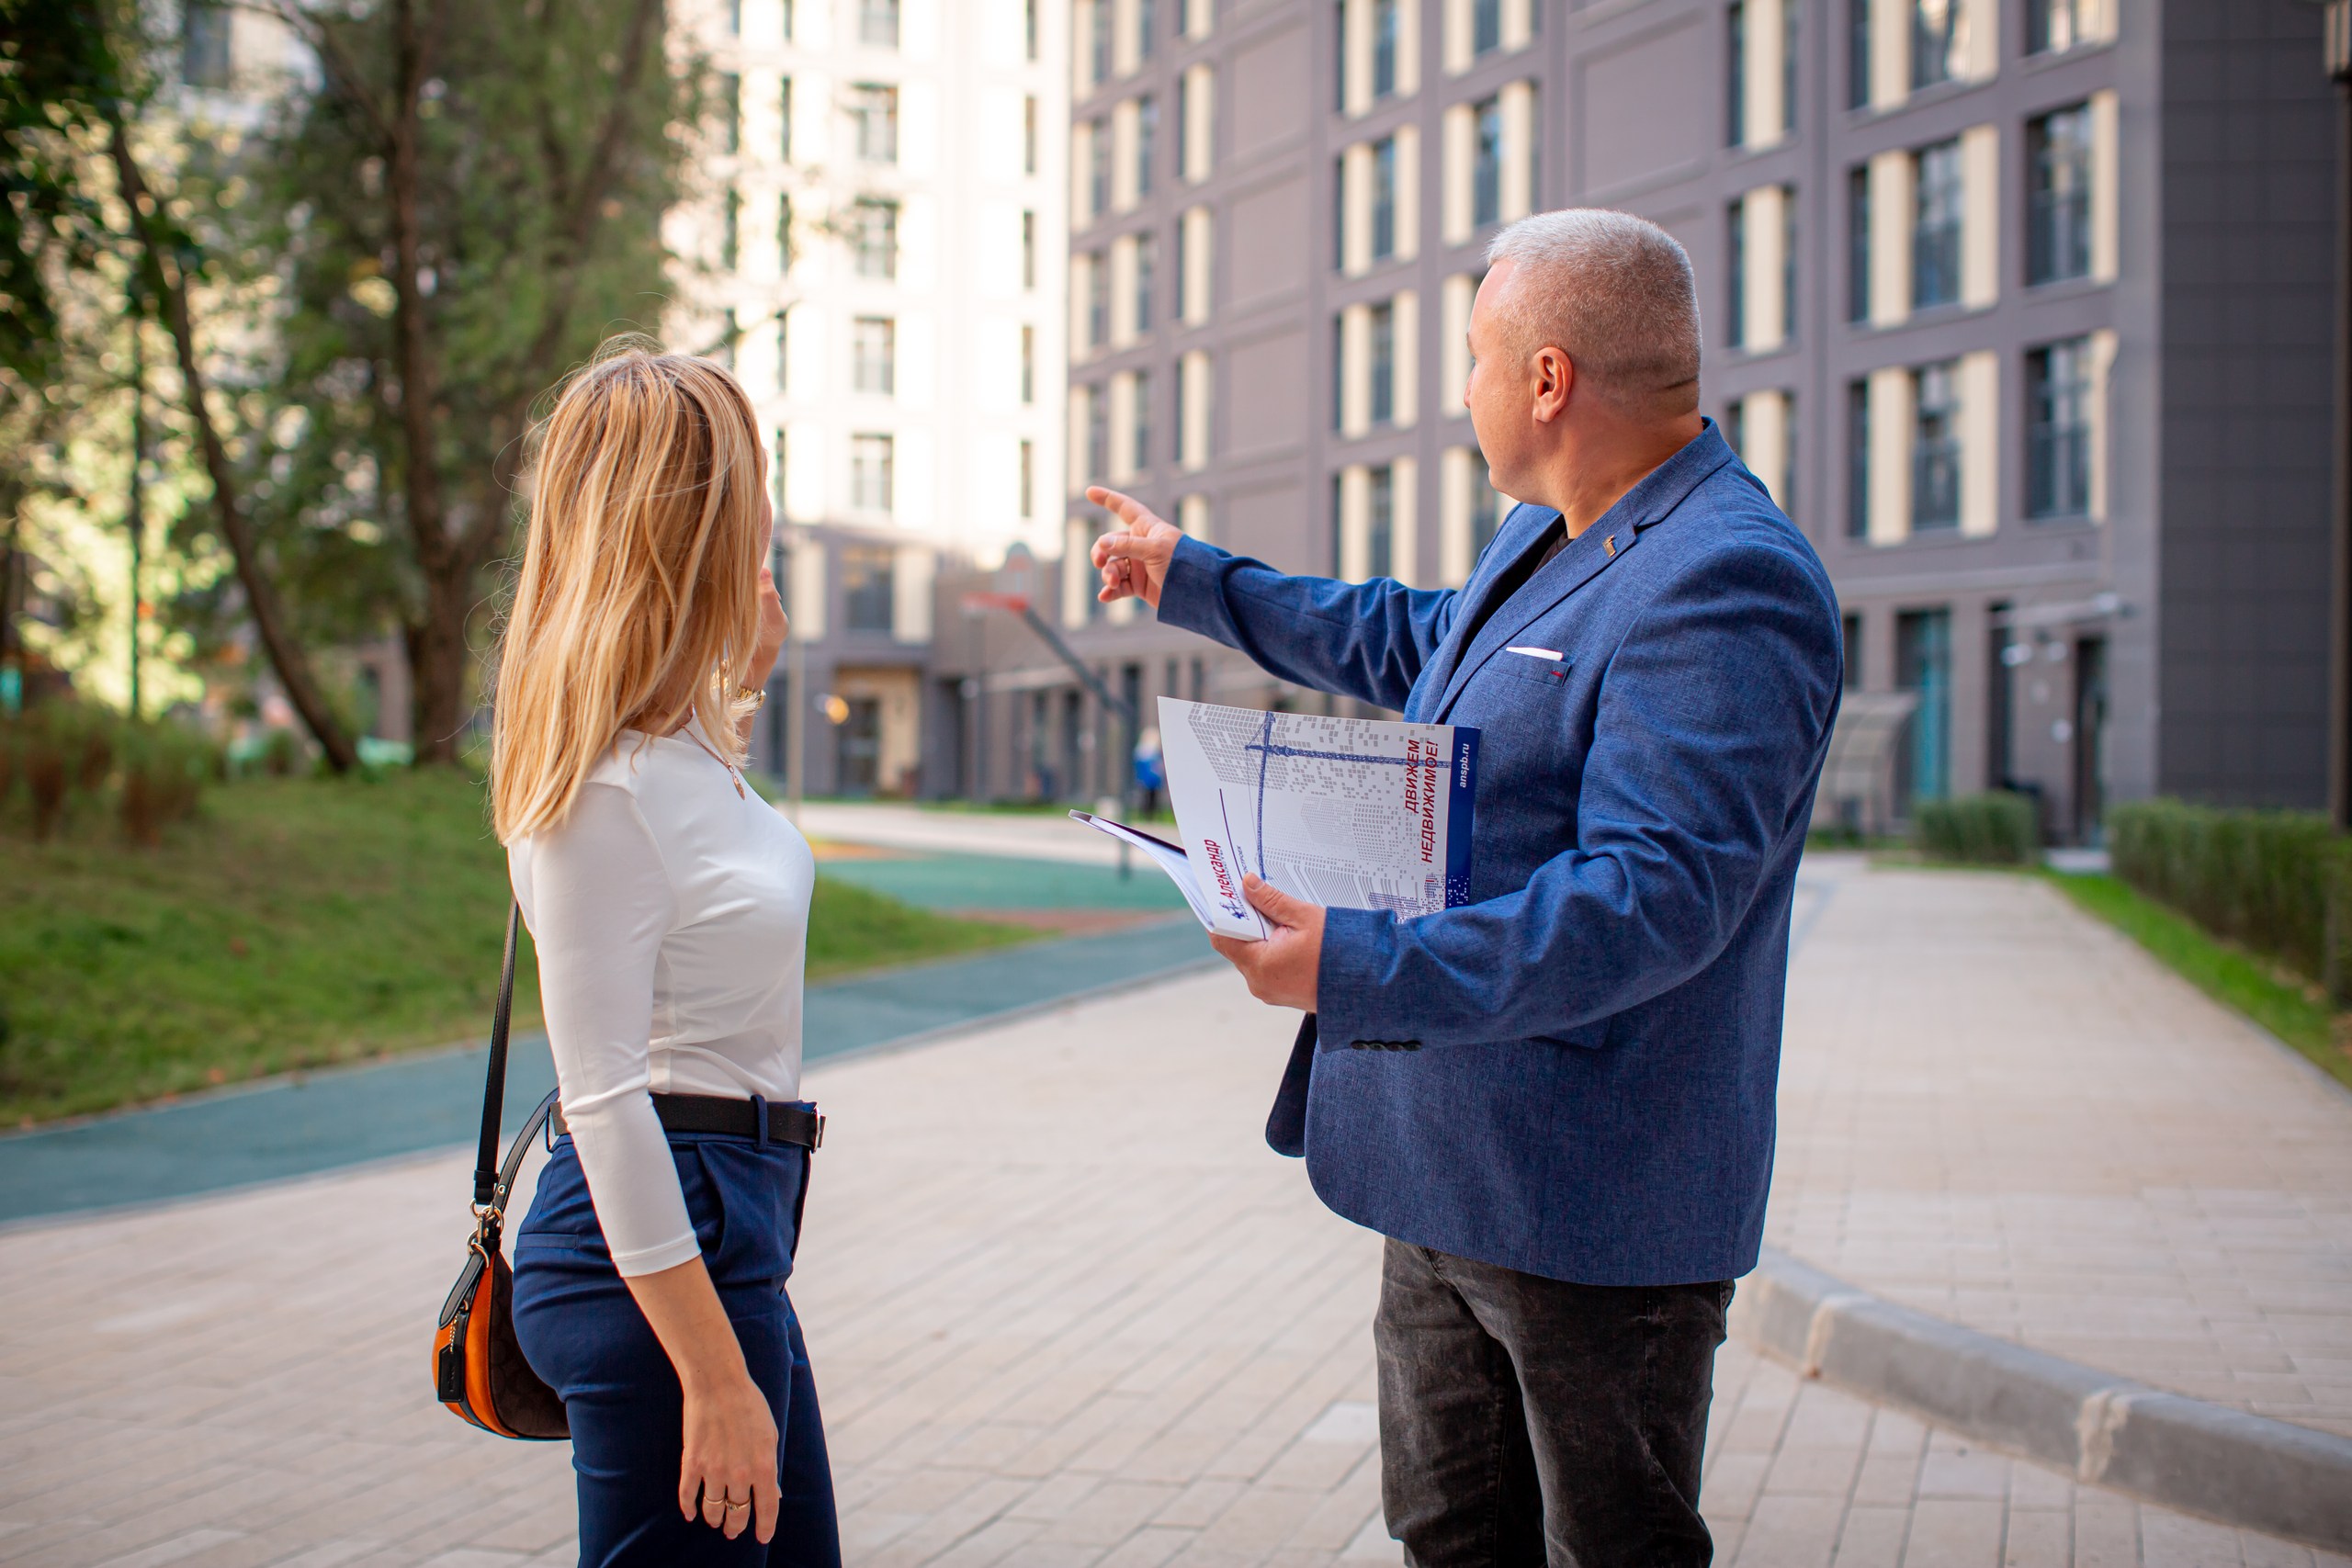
[
  {"xmin": 1775, "ymin": 858, "xmax": 2352, "ymax": 1440},
  {"xmin": 4, "ymin": 956, "xmax": 2343, "ymax": 1567}
]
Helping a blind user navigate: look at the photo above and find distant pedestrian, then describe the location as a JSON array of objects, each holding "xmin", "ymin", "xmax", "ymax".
[
  {"xmin": 491, "ymin": 340, "xmax": 837, "ymax": 1565},
  {"xmin": 1134, "ymin": 726, "xmax": 1165, "ymax": 817},
  {"xmin": 1088, "ymin": 210, "xmax": 1843, "ymax": 1564}
]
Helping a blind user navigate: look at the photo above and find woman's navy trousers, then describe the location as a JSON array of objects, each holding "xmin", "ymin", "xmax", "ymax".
[{"xmin": 512, "ymin": 1115, "xmax": 841, "ymax": 1566}]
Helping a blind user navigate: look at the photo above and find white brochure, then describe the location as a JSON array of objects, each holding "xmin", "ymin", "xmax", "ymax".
[{"xmin": 1070, "ymin": 697, "xmax": 1481, "ymax": 942}]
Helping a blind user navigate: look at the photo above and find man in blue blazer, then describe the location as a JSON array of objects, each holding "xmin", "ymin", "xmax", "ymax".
[{"xmin": 1088, "ymin": 210, "xmax": 1842, "ymax": 1565}]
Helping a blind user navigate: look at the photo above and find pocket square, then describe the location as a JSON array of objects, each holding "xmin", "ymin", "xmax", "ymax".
[{"xmin": 1504, "ymin": 646, "xmax": 1564, "ymax": 661}]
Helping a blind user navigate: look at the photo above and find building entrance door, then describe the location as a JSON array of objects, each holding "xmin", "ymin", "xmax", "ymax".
[
  {"xmin": 838, "ymin": 696, "xmax": 882, "ymax": 796},
  {"xmin": 1895, "ymin": 608, "xmax": 1952, "ymax": 810}
]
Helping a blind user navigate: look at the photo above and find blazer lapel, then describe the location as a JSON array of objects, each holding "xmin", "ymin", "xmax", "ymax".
[
  {"xmin": 1428, "ymin": 422, "xmax": 1743, "ymax": 723},
  {"xmin": 1408, "ymin": 503, "xmax": 1559, "ymax": 722},
  {"xmin": 1431, "ymin": 525, "xmax": 1641, "ymax": 722}
]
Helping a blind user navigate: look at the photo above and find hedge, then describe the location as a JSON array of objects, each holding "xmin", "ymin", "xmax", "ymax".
[
  {"xmin": 2107, "ymin": 799, "xmax": 2352, "ymax": 1002},
  {"xmin": 1913, "ymin": 792, "xmax": 2041, "ymax": 865}
]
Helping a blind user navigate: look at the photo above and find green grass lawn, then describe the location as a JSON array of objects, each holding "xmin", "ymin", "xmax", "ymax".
[
  {"xmin": 0, "ymin": 770, "xmax": 1031, "ymax": 1125},
  {"xmin": 2047, "ymin": 871, "xmax": 2352, "ymax": 1093}
]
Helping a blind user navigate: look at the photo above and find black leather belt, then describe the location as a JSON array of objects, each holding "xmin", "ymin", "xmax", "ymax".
[{"xmin": 552, "ymin": 1093, "xmax": 823, "ymax": 1149}]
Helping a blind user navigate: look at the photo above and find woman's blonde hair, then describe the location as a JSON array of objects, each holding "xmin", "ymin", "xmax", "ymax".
[{"xmin": 492, "ymin": 339, "xmax": 767, "ymax": 844}]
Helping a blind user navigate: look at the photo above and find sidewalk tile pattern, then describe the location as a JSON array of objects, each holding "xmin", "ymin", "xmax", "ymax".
[{"xmin": 1772, "ymin": 862, "xmax": 2352, "ymax": 1440}]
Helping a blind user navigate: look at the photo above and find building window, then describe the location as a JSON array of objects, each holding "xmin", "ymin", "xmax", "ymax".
[
  {"xmin": 780, "ymin": 76, "xmax": 794, "ymax": 163},
  {"xmin": 1911, "ymin": 139, "xmax": 1962, "ymax": 310},
  {"xmin": 1374, "ymin": 0, "xmax": 1401, "ymax": 98},
  {"xmin": 1473, "ymin": 96, "xmax": 1503, "ymax": 229},
  {"xmin": 1140, "ymin": 0, "xmax": 1159, "ymax": 57},
  {"xmin": 860, "ymin": 0, "xmax": 899, "ymax": 49},
  {"xmin": 1847, "ymin": 0, "xmax": 1870, "ymax": 109},
  {"xmin": 1135, "ymin": 231, "xmax": 1158, "ymax": 333},
  {"xmin": 1132, "ymin": 370, "xmax": 1153, "ymax": 472},
  {"xmin": 1024, "ymin": 96, "xmax": 1039, "ymax": 175},
  {"xmin": 1846, "ymin": 165, "xmax": 1870, "ymax": 322},
  {"xmin": 1331, "ymin": 314, "xmax": 1346, "ymax": 433},
  {"xmin": 1726, "ymin": 198, "xmax": 1747, "ymax": 347},
  {"xmin": 1846, "ymin": 379, "xmax": 1870, "ymax": 539},
  {"xmin": 1368, "ymin": 464, "xmax": 1395, "ymax": 578},
  {"xmin": 1895, "ymin": 607, "xmax": 1951, "ymax": 803},
  {"xmin": 1474, "ymin": 0, "xmax": 1502, "ymax": 57},
  {"xmin": 1726, "ymin": 0, "xmax": 1746, "ymax": 148},
  {"xmin": 778, "ymin": 194, "xmax": 796, "ymax": 272},
  {"xmin": 2027, "ymin": 104, "xmax": 2094, "ymax": 286},
  {"xmin": 1091, "ymin": 0, "xmax": 1113, "ymax": 85},
  {"xmin": 1020, "ymin": 438, "xmax": 1035, "ymax": 517},
  {"xmin": 1087, "ymin": 384, "xmax": 1110, "ymax": 479},
  {"xmin": 722, "ymin": 189, "xmax": 740, "ymax": 268},
  {"xmin": 1023, "ymin": 209, "xmax": 1037, "ymax": 289},
  {"xmin": 718, "ymin": 73, "xmax": 741, "ymax": 153},
  {"xmin": 1912, "ymin": 0, "xmax": 1960, "ymax": 89},
  {"xmin": 1782, "ymin": 188, "xmax": 1799, "ymax": 343},
  {"xmin": 842, "ymin": 545, "xmax": 895, "ymax": 631},
  {"xmin": 853, "ymin": 316, "xmax": 895, "ymax": 395},
  {"xmin": 2027, "ymin": 336, "xmax": 2094, "ymax": 519},
  {"xmin": 1369, "ymin": 301, "xmax": 1395, "ymax": 424},
  {"xmin": 1021, "ymin": 324, "xmax": 1036, "ymax": 404},
  {"xmin": 718, "ymin": 308, "xmax": 738, "ymax": 369},
  {"xmin": 1334, "ymin": 0, "xmax": 1349, "ymax": 112},
  {"xmin": 851, "ymin": 198, "xmax": 899, "ymax": 278},
  {"xmin": 1087, "ymin": 251, "xmax": 1109, "ymax": 347},
  {"xmin": 776, "ymin": 314, "xmax": 790, "ymax": 393},
  {"xmin": 1911, "ymin": 360, "xmax": 1962, "ymax": 531},
  {"xmin": 1136, "ymin": 96, "xmax": 1159, "ymax": 197},
  {"xmin": 2029, "ymin": 0, "xmax": 2089, "ymax": 53},
  {"xmin": 1026, "ymin": 0, "xmax": 1039, "ymax": 60},
  {"xmin": 1372, "ymin": 136, "xmax": 1398, "ymax": 261},
  {"xmin": 1089, "ymin": 118, "xmax": 1112, "ymax": 220},
  {"xmin": 851, "ymin": 434, "xmax": 896, "ymax": 513},
  {"xmin": 851, "ymin": 83, "xmax": 898, "ymax": 163},
  {"xmin": 1782, "ymin": 0, "xmax": 1799, "ymax": 135}
]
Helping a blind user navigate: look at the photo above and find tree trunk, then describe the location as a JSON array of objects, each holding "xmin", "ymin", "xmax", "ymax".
[
  {"xmin": 107, "ymin": 120, "xmax": 358, "ymax": 773},
  {"xmin": 406, "ymin": 552, "xmax": 482, "ymax": 763}
]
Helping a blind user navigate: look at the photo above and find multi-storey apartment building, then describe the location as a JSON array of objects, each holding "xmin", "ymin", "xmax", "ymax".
[
  {"xmin": 682, "ymin": 0, "xmax": 1069, "ymax": 795},
  {"xmin": 953, "ymin": 0, "xmax": 2335, "ymax": 837}
]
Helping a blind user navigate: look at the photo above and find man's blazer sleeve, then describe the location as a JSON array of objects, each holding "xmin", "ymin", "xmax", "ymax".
[
  {"xmin": 1157, "ymin": 535, "xmax": 1457, "ymax": 713},
  {"xmin": 1314, "ymin": 538, "xmax": 1842, "ymax": 1048}
]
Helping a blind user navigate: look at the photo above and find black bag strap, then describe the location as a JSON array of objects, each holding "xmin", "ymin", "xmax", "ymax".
[{"xmin": 473, "ymin": 902, "xmax": 522, "ymax": 1207}]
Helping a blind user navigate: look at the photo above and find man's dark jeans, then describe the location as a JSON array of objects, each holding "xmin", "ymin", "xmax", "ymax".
[{"xmin": 1375, "ymin": 1239, "xmax": 1732, "ymax": 1567}]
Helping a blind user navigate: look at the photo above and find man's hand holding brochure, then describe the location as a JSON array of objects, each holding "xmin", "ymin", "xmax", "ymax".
[{"xmin": 1072, "ymin": 696, "xmax": 1479, "ymax": 942}]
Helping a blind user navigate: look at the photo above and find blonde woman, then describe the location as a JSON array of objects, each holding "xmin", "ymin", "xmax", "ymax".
[{"xmin": 494, "ymin": 343, "xmax": 838, "ymax": 1565}]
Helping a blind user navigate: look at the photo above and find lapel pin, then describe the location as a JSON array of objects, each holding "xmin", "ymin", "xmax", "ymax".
[{"xmin": 1604, "ymin": 534, "xmax": 1618, "ymax": 558}]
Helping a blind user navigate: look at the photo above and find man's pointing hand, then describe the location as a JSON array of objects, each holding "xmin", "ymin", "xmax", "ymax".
[
  {"xmin": 1209, "ymin": 874, "xmax": 1324, "ymax": 1012},
  {"xmin": 1086, "ymin": 487, "xmax": 1182, "ymax": 608}
]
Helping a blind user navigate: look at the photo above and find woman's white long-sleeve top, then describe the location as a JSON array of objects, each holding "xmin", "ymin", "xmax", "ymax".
[{"xmin": 508, "ymin": 724, "xmax": 814, "ymax": 1277}]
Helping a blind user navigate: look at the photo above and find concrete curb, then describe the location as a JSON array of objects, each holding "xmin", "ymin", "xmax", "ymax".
[{"xmin": 1733, "ymin": 1247, "xmax": 2352, "ymax": 1551}]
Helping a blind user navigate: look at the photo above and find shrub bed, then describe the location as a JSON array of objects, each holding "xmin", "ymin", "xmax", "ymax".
[
  {"xmin": 1912, "ymin": 791, "xmax": 2041, "ymax": 865},
  {"xmin": 2107, "ymin": 799, "xmax": 2352, "ymax": 1002}
]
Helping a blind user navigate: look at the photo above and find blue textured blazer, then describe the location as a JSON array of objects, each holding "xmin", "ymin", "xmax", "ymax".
[{"xmin": 1156, "ymin": 423, "xmax": 1843, "ymax": 1286}]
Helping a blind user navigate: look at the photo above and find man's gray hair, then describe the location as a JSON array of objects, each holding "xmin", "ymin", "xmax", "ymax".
[{"xmin": 1485, "ymin": 209, "xmax": 1702, "ymax": 416}]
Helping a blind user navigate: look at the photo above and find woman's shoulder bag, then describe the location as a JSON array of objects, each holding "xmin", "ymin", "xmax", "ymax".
[{"xmin": 431, "ymin": 901, "xmax": 569, "ymax": 1440}]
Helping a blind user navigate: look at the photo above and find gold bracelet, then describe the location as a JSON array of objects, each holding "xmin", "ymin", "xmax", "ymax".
[{"xmin": 738, "ymin": 684, "xmax": 766, "ymax": 711}]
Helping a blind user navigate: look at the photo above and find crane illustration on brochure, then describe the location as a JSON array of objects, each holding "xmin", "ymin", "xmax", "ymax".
[{"xmin": 1072, "ymin": 697, "xmax": 1480, "ymax": 942}]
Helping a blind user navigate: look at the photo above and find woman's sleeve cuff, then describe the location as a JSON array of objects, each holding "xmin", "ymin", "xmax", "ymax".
[{"xmin": 611, "ymin": 1231, "xmax": 705, "ymax": 1279}]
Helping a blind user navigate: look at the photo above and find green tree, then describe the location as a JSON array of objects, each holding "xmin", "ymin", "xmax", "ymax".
[
  {"xmin": 3, "ymin": 0, "xmax": 360, "ymax": 764},
  {"xmin": 231, "ymin": 0, "xmax": 693, "ymax": 761}
]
